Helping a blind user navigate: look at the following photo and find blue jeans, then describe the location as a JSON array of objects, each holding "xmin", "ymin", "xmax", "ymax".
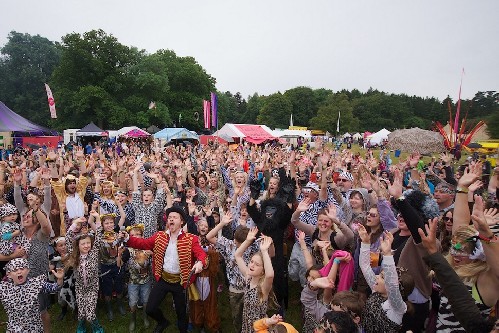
[{"xmin": 128, "ymin": 281, "xmax": 152, "ymax": 307}]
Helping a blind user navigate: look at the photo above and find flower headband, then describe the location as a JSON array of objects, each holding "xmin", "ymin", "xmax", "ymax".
[{"xmin": 126, "ymin": 223, "xmax": 145, "ymax": 233}]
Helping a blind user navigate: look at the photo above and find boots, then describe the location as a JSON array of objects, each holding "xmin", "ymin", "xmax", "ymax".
[
  {"xmin": 76, "ymin": 320, "xmax": 86, "ymax": 333},
  {"xmin": 117, "ymin": 298, "xmax": 126, "ymax": 316},
  {"xmin": 129, "ymin": 311, "xmax": 136, "ymax": 332},
  {"xmin": 91, "ymin": 319, "xmax": 104, "ymax": 333},
  {"xmin": 143, "ymin": 304, "xmax": 150, "ymax": 328},
  {"xmin": 57, "ymin": 304, "xmax": 68, "ymax": 321},
  {"xmin": 105, "ymin": 300, "xmax": 114, "ymax": 322}
]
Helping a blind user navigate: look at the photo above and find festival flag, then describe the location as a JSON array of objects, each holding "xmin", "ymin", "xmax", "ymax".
[
  {"xmin": 337, "ymin": 110, "xmax": 341, "ymax": 133},
  {"xmin": 203, "ymin": 100, "xmax": 211, "ymax": 129},
  {"xmin": 290, "ymin": 114, "xmax": 294, "ymax": 127},
  {"xmin": 44, "ymin": 83, "xmax": 57, "ymax": 118},
  {"xmin": 210, "ymin": 92, "xmax": 218, "ymax": 128},
  {"xmin": 453, "ymin": 68, "xmax": 465, "ymax": 144}
]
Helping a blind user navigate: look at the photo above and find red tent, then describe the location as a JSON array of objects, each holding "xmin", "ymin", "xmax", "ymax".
[{"xmin": 199, "ymin": 135, "xmax": 228, "ymax": 145}]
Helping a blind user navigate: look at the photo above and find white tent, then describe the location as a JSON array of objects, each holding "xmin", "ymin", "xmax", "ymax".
[
  {"xmin": 352, "ymin": 133, "xmax": 362, "ymax": 140},
  {"xmin": 367, "ymin": 128, "xmax": 391, "ymax": 145},
  {"xmin": 342, "ymin": 132, "xmax": 352, "ymax": 138}
]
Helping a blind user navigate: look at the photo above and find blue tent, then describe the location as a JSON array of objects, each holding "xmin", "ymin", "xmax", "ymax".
[{"xmin": 154, "ymin": 128, "xmax": 199, "ymax": 142}]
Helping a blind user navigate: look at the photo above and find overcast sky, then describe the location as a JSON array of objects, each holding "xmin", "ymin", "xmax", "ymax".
[{"xmin": 2, "ymin": 0, "xmax": 498, "ymax": 101}]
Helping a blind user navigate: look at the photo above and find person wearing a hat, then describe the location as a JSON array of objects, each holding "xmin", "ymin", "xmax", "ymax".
[
  {"xmin": 51, "ymin": 149, "xmax": 88, "ymax": 235},
  {"xmin": 0, "ymin": 258, "xmax": 64, "ymax": 332},
  {"xmin": 0, "ymin": 203, "xmax": 27, "ymax": 256},
  {"xmin": 433, "ymin": 182, "xmax": 455, "ymax": 214},
  {"xmin": 337, "ymin": 171, "xmax": 354, "ymax": 199},
  {"xmin": 119, "ymin": 206, "xmax": 209, "ymax": 333}
]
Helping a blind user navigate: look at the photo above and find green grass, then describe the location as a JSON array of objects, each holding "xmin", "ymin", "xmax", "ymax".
[{"xmin": 0, "ymin": 278, "xmax": 304, "ymax": 333}]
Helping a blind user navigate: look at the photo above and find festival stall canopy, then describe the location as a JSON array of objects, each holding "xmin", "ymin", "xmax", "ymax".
[
  {"xmin": 76, "ymin": 122, "xmax": 108, "ymax": 137},
  {"xmin": 216, "ymin": 123, "xmax": 276, "ymax": 144},
  {"xmin": 352, "ymin": 133, "xmax": 362, "ymax": 140},
  {"xmin": 117, "ymin": 126, "xmax": 150, "ymax": 138},
  {"xmin": 154, "ymin": 128, "xmax": 199, "ymax": 142},
  {"xmin": 367, "ymin": 128, "xmax": 391, "ymax": 145},
  {"xmin": 0, "ymin": 101, "xmax": 50, "ymax": 132},
  {"xmin": 273, "ymin": 129, "xmax": 312, "ymax": 139}
]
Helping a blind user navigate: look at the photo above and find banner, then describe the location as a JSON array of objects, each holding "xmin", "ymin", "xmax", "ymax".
[
  {"xmin": 44, "ymin": 83, "xmax": 57, "ymax": 118},
  {"xmin": 210, "ymin": 92, "xmax": 218, "ymax": 128},
  {"xmin": 203, "ymin": 100, "xmax": 211, "ymax": 129}
]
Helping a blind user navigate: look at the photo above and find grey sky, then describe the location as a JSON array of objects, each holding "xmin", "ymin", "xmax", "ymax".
[{"xmin": 2, "ymin": 0, "xmax": 498, "ymax": 101}]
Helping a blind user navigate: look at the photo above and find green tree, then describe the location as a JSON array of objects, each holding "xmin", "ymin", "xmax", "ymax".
[
  {"xmin": 256, "ymin": 93, "xmax": 292, "ymax": 129},
  {"xmin": 309, "ymin": 93, "xmax": 359, "ymax": 134},
  {"xmin": 284, "ymin": 86, "xmax": 317, "ymax": 127},
  {"xmin": 242, "ymin": 93, "xmax": 264, "ymax": 125},
  {"xmin": 0, "ymin": 31, "xmax": 61, "ymax": 127}
]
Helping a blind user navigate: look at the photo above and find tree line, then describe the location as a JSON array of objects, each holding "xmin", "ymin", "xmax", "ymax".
[{"xmin": 0, "ymin": 30, "xmax": 497, "ymax": 138}]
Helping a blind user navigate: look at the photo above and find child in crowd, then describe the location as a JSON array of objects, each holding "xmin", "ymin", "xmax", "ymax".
[
  {"xmin": 0, "ymin": 258, "xmax": 64, "ymax": 332},
  {"xmin": 189, "ymin": 217, "xmax": 221, "ymax": 333},
  {"xmin": 0, "ymin": 203, "xmax": 28, "ymax": 256},
  {"xmin": 49, "ymin": 236, "xmax": 76, "ymax": 320},
  {"xmin": 358, "ymin": 225, "xmax": 415, "ymax": 333},
  {"xmin": 65, "ymin": 216, "xmax": 105, "ymax": 333},
  {"xmin": 235, "ymin": 227, "xmax": 275, "ymax": 333},
  {"xmin": 206, "ymin": 212, "xmax": 260, "ymax": 332},
  {"xmin": 119, "ymin": 224, "xmax": 151, "ymax": 332}
]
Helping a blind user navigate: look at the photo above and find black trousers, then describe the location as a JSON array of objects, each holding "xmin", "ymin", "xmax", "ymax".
[
  {"xmin": 400, "ymin": 301, "xmax": 430, "ymax": 333},
  {"xmin": 146, "ymin": 279, "xmax": 187, "ymax": 333}
]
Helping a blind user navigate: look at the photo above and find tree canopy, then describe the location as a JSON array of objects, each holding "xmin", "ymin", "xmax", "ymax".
[{"xmin": 0, "ymin": 30, "xmax": 497, "ymax": 138}]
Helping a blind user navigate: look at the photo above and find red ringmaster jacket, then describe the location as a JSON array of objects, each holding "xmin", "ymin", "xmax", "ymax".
[{"xmin": 126, "ymin": 230, "xmax": 208, "ymax": 288}]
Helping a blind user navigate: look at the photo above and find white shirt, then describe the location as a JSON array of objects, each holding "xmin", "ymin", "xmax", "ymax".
[
  {"xmin": 162, "ymin": 230, "xmax": 181, "ymax": 274},
  {"xmin": 66, "ymin": 194, "xmax": 84, "ymax": 219}
]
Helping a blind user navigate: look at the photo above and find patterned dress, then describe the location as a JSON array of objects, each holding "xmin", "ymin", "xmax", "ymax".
[
  {"xmin": 0, "ymin": 275, "xmax": 61, "ymax": 333},
  {"xmin": 241, "ymin": 279, "xmax": 268, "ymax": 333},
  {"xmin": 66, "ymin": 227, "xmax": 103, "ymax": 321}
]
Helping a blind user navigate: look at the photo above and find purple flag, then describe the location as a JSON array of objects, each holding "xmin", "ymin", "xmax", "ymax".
[{"xmin": 211, "ymin": 92, "xmax": 217, "ymax": 128}]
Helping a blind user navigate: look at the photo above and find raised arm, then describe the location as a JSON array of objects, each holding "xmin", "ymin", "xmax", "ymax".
[
  {"xmin": 358, "ymin": 224, "xmax": 377, "ymax": 290},
  {"xmin": 234, "ymin": 226, "xmax": 258, "ymax": 279},
  {"xmin": 206, "ymin": 211, "xmax": 232, "ymax": 244},
  {"xmin": 259, "ymin": 236, "xmax": 275, "ymax": 298},
  {"xmin": 453, "ymin": 163, "xmax": 481, "ymax": 234},
  {"xmin": 380, "ymin": 231, "xmax": 406, "ymax": 312},
  {"xmin": 290, "ymin": 198, "xmax": 316, "ymax": 236}
]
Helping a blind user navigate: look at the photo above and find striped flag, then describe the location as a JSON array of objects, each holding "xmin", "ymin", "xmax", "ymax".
[
  {"xmin": 210, "ymin": 92, "xmax": 218, "ymax": 128},
  {"xmin": 203, "ymin": 100, "xmax": 211, "ymax": 129},
  {"xmin": 44, "ymin": 83, "xmax": 57, "ymax": 118}
]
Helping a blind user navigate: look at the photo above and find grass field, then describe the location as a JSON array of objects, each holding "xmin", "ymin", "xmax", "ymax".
[{"xmin": 0, "ymin": 276, "xmax": 304, "ymax": 333}]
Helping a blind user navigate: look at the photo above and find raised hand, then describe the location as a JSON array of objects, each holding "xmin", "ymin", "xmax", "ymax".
[
  {"xmin": 457, "ymin": 162, "xmax": 482, "ymax": 187},
  {"xmin": 296, "ymin": 198, "xmax": 312, "ymax": 212},
  {"xmin": 246, "ymin": 227, "xmax": 258, "ymax": 242},
  {"xmin": 259, "ymin": 236, "xmax": 273, "ymax": 252},
  {"xmin": 418, "ymin": 217, "xmax": 439, "ymax": 254},
  {"xmin": 311, "ymin": 276, "xmax": 335, "ymax": 289},
  {"xmin": 471, "ymin": 195, "xmax": 494, "ymax": 237},
  {"xmin": 387, "ymin": 168, "xmax": 403, "ymax": 199},
  {"xmin": 52, "ymin": 267, "xmax": 65, "ymax": 280},
  {"xmin": 325, "ymin": 203, "xmax": 339, "ymax": 224},
  {"xmin": 468, "ymin": 180, "xmax": 483, "ymax": 193},
  {"xmin": 297, "ymin": 230, "xmax": 306, "ymax": 245},
  {"xmin": 483, "ymin": 207, "xmax": 499, "ymax": 227},
  {"xmin": 220, "ymin": 211, "xmax": 233, "ymax": 226},
  {"xmin": 379, "ymin": 231, "xmax": 394, "ymax": 256},
  {"xmin": 358, "ymin": 224, "xmax": 370, "ymax": 244}
]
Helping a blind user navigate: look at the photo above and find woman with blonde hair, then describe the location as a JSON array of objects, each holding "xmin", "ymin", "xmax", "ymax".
[{"xmin": 235, "ymin": 227, "xmax": 275, "ymax": 333}]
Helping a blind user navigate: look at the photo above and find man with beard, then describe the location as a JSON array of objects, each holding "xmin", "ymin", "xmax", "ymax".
[{"xmin": 51, "ymin": 149, "xmax": 88, "ymax": 235}]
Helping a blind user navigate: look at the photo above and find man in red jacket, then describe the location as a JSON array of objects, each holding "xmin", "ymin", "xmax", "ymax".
[{"xmin": 120, "ymin": 206, "xmax": 208, "ymax": 333}]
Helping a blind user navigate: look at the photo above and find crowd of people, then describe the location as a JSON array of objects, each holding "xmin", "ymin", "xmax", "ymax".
[{"xmin": 0, "ymin": 137, "xmax": 497, "ymax": 333}]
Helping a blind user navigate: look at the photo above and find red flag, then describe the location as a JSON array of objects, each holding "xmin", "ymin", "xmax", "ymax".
[
  {"xmin": 44, "ymin": 83, "xmax": 57, "ymax": 118},
  {"xmin": 203, "ymin": 100, "xmax": 211, "ymax": 129}
]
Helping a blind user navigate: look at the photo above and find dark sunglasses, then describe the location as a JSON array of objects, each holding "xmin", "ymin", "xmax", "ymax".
[
  {"xmin": 337, "ymin": 178, "xmax": 349, "ymax": 182},
  {"xmin": 443, "ymin": 216, "xmax": 453, "ymax": 222},
  {"xmin": 368, "ymin": 212, "xmax": 378, "ymax": 218}
]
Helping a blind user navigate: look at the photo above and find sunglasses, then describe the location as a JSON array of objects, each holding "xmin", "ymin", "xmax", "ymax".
[
  {"xmin": 337, "ymin": 178, "xmax": 350, "ymax": 182},
  {"xmin": 443, "ymin": 216, "xmax": 453, "ymax": 222},
  {"xmin": 368, "ymin": 212, "xmax": 378, "ymax": 218},
  {"xmin": 302, "ymin": 188, "xmax": 312, "ymax": 193}
]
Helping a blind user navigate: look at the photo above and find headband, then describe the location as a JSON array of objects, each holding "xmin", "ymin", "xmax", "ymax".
[
  {"xmin": 100, "ymin": 213, "xmax": 116, "ymax": 221},
  {"xmin": 126, "ymin": 223, "xmax": 145, "ymax": 233}
]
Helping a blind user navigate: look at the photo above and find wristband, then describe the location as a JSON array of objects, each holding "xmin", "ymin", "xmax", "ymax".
[
  {"xmin": 456, "ymin": 186, "xmax": 469, "ymax": 194},
  {"xmin": 478, "ymin": 234, "xmax": 498, "ymax": 244},
  {"xmin": 333, "ymin": 258, "xmax": 341, "ymax": 265}
]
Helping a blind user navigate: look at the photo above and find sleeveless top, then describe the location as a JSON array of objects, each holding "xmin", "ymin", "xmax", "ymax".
[
  {"xmin": 361, "ymin": 292, "xmax": 401, "ymax": 333},
  {"xmin": 241, "ymin": 279, "xmax": 268, "ymax": 333},
  {"xmin": 437, "ymin": 283, "xmax": 492, "ymax": 332}
]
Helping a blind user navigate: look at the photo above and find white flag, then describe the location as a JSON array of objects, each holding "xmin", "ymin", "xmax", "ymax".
[
  {"xmin": 336, "ymin": 110, "xmax": 340, "ymax": 133},
  {"xmin": 44, "ymin": 83, "xmax": 57, "ymax": 118},
  {"xmin": 290, "ymin": 113, "xmax": 294, "ymax": 127}
]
